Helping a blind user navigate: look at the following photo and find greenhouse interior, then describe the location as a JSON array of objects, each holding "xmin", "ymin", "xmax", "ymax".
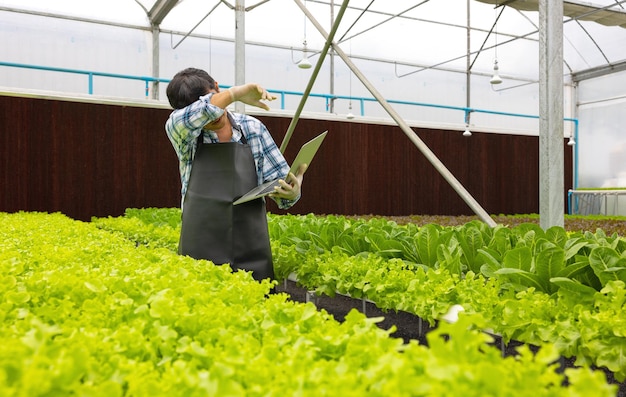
[
  {"xmin": 2, "ymin": 1, "xmax": 626, "ymax": 396},
  {"xmin": 0, "ymin": 0, "xmax": 626, "ymax": 218},
  {"xmin": 2, "ymin": 0, "xmax": 626, "ymax": 221}
]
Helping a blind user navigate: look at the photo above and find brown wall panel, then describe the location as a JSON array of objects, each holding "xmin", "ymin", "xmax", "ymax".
[
  {"xmin": 1, "ymin": 96, "xmax": 180, "ymax": 221},
  {"xmin": 0, "ymin": 95, "xmax": 573, "ymax": 221}
]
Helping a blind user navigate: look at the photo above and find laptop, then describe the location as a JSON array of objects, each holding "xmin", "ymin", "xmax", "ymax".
[{"xmin": 233, "ymin": 130, "xmax": 328, "ymax": 205}]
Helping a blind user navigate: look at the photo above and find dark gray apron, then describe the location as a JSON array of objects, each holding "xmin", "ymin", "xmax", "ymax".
[{"xmin": 178, "ymin": 132, "xmax": 274, "ymax": 281}]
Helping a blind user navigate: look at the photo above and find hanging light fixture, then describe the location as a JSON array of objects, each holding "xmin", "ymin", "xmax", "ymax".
[
  {"xmin": 490, "ymin": 2, "xmax": 502, "ymax": 85},
  {"xmin": 463, "ymin": 110, "xmax": 472, "ymax": 136},
  {"xmin": 297, "ymin": 0, "xmax": 312, "ymax": 69},
  {"xmin": 297, "ymin": 58, "xmax": 312, "ymax": 69},
  {"xmin": 567, "ymin": 123, "xmax": 576, "ymax": 146},
  {"xmin": 567, "ymin": 131, "xmax": 576, "ymax": 146},
  {"xmin": 297, "ymin": 39, "xmax": 312, "ymax": 69},
  {"xmin": 490, "ymin": 60, "xmax": 502, "ymax": 85},
  {"xmin": 346, "ymin": 103, "xmax": 355, "ymax": 120}
]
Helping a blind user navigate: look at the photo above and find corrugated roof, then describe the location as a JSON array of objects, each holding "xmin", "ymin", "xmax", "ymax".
[{"xmin": 475, "ymin": 0, "xmax": 626, "ymax": 28}]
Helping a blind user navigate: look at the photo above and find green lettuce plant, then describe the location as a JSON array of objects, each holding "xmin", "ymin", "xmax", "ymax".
[
  {"xmin": 89, "ymin": 209, "xmax": 626, "ymax": 383},
  {"xmin": 3, "ymin": 211, "xmax": 616, "ymax": 395}
]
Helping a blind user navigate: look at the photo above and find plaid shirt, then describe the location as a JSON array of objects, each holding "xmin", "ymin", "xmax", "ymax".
[{"xmin": 165, "ymin": 93, "xmax": 297, "ymax": 209}]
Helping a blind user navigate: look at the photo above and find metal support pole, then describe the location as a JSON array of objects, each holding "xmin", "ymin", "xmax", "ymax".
[
  {"xmin": 234, "ymin": 0, "xmax": 245, "ymax": 113},
  {"xmin": 539, "ymin": 0, "xmax": 564, "ymax": 229},
  {"xmin": 465, "ymin": 0, "xmax": 471, "ymax": 114},
  {"xmin": 151, "ymin": 23, "xmax": 160, "ymax": 100},
  {"xmin": 329, "ymin": 0, "xmax": 335, "ymax": 114},
  {"xmin": 298, "ymin": 1, "xmax": 497, "ymax": 227}
]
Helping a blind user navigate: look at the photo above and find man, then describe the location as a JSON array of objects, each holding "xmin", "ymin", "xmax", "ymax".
[{"xmin": 165, "ymin": 67, "xmax": 306, "ymax": 282}]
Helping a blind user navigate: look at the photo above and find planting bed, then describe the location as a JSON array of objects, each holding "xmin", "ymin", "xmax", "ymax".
[
  {"xmin": 277, "ymin": 278, "xmax": 626, "ymax": 396},
  {"xmin": 352, "ymin": 214, "xmax": 626, "ymax": 236},
  {"xmin": 4, "ymin": 209, "xmax": 622, "ymax": 395},
  {"xmin": 276, "ymin": 279, "xmax": 429, "ymax": 344},
  {"xmin": 277, "ymin": 213, "xmax": 626, "ymax": 396}
]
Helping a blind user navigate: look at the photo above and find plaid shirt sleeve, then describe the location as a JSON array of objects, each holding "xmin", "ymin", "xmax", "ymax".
[
  {"xmin": 165, "ymin": 94, "xmax": 224, "ymax": 161},
  {"xmin": 232, "ymin": 113, "xmax": 300, "ymax": 210},
  {"xmin": 165, "ymin": 94, "xmax": 224, "ymax": 204}
]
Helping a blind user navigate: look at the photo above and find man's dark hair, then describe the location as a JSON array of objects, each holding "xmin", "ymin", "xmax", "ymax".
[{"xmin": 166, "ymin": 68, "xmax": 217, "ymax": 109}]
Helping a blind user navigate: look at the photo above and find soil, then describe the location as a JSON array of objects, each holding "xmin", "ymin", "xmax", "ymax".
[
  {"xmin": 275, "ymin": 279, "xmax": 430, "ymax": 345},
  {"xmin": 351, "ymin": 214, "xmax": 626, "ymax": 237}
]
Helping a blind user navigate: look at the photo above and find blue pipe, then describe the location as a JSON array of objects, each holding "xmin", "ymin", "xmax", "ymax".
[{"xmin": 0, "ymin": 61, "xmax": 169, "ymax": 95}]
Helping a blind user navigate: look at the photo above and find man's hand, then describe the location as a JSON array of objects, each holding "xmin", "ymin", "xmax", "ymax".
[
  {"xmin": 228, "ymin": 84, "xmax": 277, "ymax": 110},
  {"xmin": 270, "ymin": 163, "xmax": 308, "ymax": 201}
]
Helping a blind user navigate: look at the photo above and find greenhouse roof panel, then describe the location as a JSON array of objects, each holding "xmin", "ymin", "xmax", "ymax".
[
  {"xmin": 475, "ymin": 0, "xmax": 626, "ymax": 28},
  {"xmin": 0, "ymin": 0, "xmax": 625, "ymax": 78}
]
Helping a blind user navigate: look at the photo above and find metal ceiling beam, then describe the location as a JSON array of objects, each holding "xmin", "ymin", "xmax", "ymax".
[
  {"xmin": 148, "ymin": 0, "xmax": 179, "ymax": 25},
  {"xmin": 571, "ymin": 59, "xmax": 626, "ymax": 81}
]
